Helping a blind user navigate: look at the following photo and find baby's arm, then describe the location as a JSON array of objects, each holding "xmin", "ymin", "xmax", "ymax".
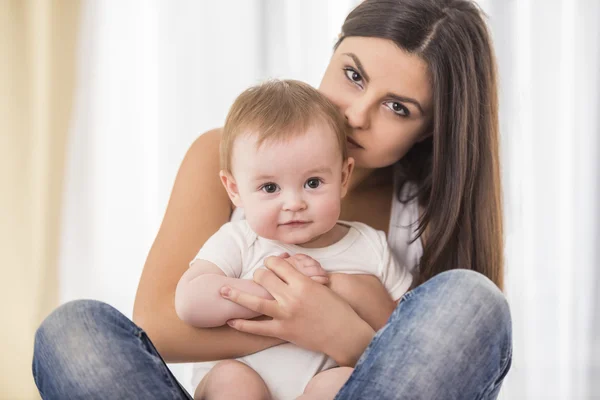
[
  {"xmin": 175, "ymin": 255, "xmax": 330, "ymax": 328},
  {"xmin": 175, "ymin": 260, "xmax": 273, "ymax": 328}
]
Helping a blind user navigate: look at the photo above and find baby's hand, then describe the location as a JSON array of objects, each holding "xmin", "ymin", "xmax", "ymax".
[{"xmin": 279, "ymin": 253, "xmax": 329, "ymax": 284}]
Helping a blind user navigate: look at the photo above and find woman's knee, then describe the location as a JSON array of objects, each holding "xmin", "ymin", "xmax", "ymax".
[
  {"xmin": 33, "ymin": 300, "xmax": 136, "ymax": 392},
  {"xmin": 34, "ymin": 300, "xmax": 126, "ymax": 353},
  {"xmin": 411, "ymin": 269, "xmax": 510, "ymax": 327},
  {"xmin": 359, "ymin": 270, "xmax": 512, "ymax": 396},
  {"xmin": 445, "ymin": 269, "xmax": 509, "ymax": 321},
  {"xmin": 390, "ymin": 269, "xmax": 512, "ymax": 354}
]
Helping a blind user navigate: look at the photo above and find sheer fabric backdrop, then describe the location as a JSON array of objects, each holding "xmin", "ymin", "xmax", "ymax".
[{"xmin": 61, "ymin": 1, "xmax": 599, "ymax": 397}]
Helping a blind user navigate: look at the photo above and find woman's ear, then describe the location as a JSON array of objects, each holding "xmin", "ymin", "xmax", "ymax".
[
  {"xmin": 219, "ymin": 170, "xmax": 243, "ymax": 208},
  {"xmin": 340, "ymin": 157, "xmax": 355, "ymax": 198}
]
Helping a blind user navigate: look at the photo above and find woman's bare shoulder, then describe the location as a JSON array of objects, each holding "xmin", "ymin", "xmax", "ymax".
[
  {"xmin": 134, "ymin": 127, "xmax": 231, "ymax": 325},
  {"xmin": 187, "ymin": 127, "xmax": 222, "ymax": 164},
  {"xmin": 158, "ymin": 126, "xmax": 230, "ymax": 248}
]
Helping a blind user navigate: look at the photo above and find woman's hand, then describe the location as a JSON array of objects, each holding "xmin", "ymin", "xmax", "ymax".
[{"xmin": 220, "ymin": 255, "xmax": 376, "ymax": 367}]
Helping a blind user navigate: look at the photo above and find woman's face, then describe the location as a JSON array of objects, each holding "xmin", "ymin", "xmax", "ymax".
[{"xmin": 319, "ymin": 36, "xmax": 433, "ymax": 169}]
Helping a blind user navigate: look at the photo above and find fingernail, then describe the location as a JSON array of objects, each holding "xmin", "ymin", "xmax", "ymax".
[
  {"xmin": 220, "ymin": 287, "xmax": 231, "ymax": 297},
  {"xmin": 227, "ymin": 320, "xmax": 235, "ymax": 327}
]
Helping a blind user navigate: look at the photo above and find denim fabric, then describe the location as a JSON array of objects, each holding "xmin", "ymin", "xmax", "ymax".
[
  {"xmin": 334, "ymin": 270, "xmax": 512, "ymax": 400},
  {"xmin": 32, "ymin": 300, "xmax": 193, "ymax": 399},
  {"xmin": 33, "ymin": 269, "xmax": 511, "ymax": 399}
]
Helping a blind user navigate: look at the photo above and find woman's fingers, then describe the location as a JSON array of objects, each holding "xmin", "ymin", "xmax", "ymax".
[
  {"xmin": 226, "ymin": 318, "xmax": 280, "ymax": 338},
  {"xmin": 310, "ymin": 276, "xmax": 330, "ymax": 285},
  {"xmin": 263, "ymin": 255, "xmax": 306, "ymax": 284},
  {"xmin": 220, "ymin": 286, "xmax": 281, "ymax": 318},
  {"xmin": 253, "ymin": 268, "xmax": 289, "ymax": 300}
]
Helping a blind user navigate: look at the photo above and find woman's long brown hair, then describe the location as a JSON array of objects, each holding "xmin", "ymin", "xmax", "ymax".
[{"xmin": 336, "ymin": 0, "xmax": 504, "ymax": 289}]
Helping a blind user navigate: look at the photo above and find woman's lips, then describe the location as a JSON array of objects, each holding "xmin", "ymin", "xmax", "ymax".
[{"xmin": 347, "ymin": 136, "xmax": 363, "ymax": 149}]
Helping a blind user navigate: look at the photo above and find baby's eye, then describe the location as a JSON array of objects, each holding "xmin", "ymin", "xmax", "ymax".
[
  {"xmin": 305, "ymin": 178, "xmax": 321, "ymax": 189},
  {"xmin": 261, "ymin": 183, "xmax": 279, "ymax": 193}
]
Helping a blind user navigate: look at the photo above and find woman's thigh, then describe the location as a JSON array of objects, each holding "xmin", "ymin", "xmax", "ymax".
[
  {"xmin": 334, "ymin": 269, "xmax": 512, "ymax": 400},
  {"xmin": 32, "ymin": 299, "xmax": 192, "ymax": 400}
]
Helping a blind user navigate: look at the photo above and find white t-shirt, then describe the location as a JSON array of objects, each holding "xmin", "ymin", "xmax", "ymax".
[{"xmin": 190, "ymin": 220, "xmax": 413, "ymax": 399}]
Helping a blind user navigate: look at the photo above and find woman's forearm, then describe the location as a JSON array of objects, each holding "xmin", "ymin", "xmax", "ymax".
[
  {"xmin": 328, "ymin": 273, "xmax": 396, "ymax": 331},
  {"xmin": 329, "ymin": 318, "xmax": 376, "ymax": 367},
  {"xmin": 175, "ymin": 274, "xmax": 274, "ymax": 327},
  {"xmin": 323, "ymin": 274, "xmax": 393, "ymax": 365}
]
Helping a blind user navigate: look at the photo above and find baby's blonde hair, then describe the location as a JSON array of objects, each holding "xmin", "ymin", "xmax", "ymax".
[{"xmin": 220, "ymin": 79, "xmax": 349, "ymax": 172}]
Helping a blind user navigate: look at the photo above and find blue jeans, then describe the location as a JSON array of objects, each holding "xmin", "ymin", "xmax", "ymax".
[{"xmin": 32, "ymin": 270, "xmax": 512, "ymax": 399}]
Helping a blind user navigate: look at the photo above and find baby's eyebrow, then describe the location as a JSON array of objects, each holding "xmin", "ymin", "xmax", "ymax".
[
  {"xmin": 253, "ymin": 174, "xmax": 276, "ymax": 181},
  {"xmin": 305, "ymin": 167, "xmax": 333, "ymax": 175},
  {"xmin": 252, "ymin": 167, "xmax": 333, "ymax": 181}
]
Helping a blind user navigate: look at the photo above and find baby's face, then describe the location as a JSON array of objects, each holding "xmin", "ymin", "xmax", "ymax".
[{"xmin": 226, "ymin": 124, "xmax": 352, "ymax": 245}]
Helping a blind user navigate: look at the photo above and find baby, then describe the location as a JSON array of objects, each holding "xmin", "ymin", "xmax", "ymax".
[{"xmin": 175, "ymin": 80, "xmax": 412, "ymax": 400}]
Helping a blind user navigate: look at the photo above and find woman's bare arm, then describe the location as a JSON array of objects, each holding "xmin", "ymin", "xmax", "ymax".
[
  {"xmin": 133, "ymin": 129, "xmax": 283, "ymax": 363},
  {"xmin": 328, "ymin": 274, "xmax": 397, "ymax": 331}
]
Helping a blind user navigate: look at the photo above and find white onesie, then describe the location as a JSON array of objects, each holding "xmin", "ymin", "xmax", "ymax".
[{"xmin": 190, "ymin": 219, "xmax": 412, "ymax": 400}]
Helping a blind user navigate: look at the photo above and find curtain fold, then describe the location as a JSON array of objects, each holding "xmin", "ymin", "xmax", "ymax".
[
  {"xmin": 14, "ymin": 0, "xmax": 594, "ymax": 398},
  {"xmin": 0, "ymin": 0, "xmax": 81, "ymax": 398},
  {"xmin": 59, "ymin": 0, "xmax": 358, "ymax": 393},
  {"xmin": 482, "ymin": 1, "xmax": 600, "ymax": 399}
]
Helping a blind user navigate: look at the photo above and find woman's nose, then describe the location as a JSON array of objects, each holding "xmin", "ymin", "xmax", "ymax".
[{"xmin": 344, "ymin": 98, "xmax": 370, "ymax": 130}]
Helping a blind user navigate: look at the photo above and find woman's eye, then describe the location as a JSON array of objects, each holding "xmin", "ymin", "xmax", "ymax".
[
  {"xmin": 305, "ymin": 178, "xmax": 321, "ymax": 189},
  {"xmin": 261, "ymin": 183, "xmax": 279, "ymax": 193},
  {"xmin": 344, "ymin": 68, "xmax": 363, "ymax": 85},
  {"xmin": 384, "ymin": 101, "xmax": 410, "ymax": 117}
]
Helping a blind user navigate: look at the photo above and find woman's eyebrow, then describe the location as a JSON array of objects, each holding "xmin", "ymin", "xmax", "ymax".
[
  {"xmin": 342, "ymin": 53, "xmax": 371, "ymax": 83},
  {"xmin": 343, "ymin": 52, "xmax": 425, "ymax": 116}
]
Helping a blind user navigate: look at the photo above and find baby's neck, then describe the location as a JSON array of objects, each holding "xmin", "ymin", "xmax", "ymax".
[{"xmin": 295, "ymin": 223, "xmax": 350, "ymax": 249}]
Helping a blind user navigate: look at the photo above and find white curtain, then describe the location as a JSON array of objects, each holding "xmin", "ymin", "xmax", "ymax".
[
  {"xmin": 479, "ymin": 0, "xmax": 600, "ymax": 399},
  {"xmin": 60, "ymin": 0, "xmax": 357, "ymax": 393},
  {"xmin": 61, "ymin": 0, "xmax": 599, "ymax": 398}
]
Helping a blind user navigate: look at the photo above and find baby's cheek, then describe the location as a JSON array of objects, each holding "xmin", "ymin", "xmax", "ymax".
[
  {"xmin": 319, "ymin": 197, "xmax": 342, "ymax": 222},
  {"xmin": 245, "ymin": 207, "xmax": 278, "ymax": 239}
]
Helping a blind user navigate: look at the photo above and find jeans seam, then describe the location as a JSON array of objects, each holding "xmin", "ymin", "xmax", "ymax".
[
  {"xmin": 399, "ymin": 289, "xmax": 415, "ymax": 304},
  {"xmin": 387, "ymin": 289, "xmax": 415, "ymax": 325},
  {"xmin": 475, "ymin": 344, "xmax": 512, "ymax": 400},
  {"xmin": 136, "ymin": 329, "xmax": 190, "ymax": 400}
]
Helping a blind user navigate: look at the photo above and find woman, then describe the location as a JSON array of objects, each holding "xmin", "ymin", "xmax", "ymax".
[{"xmin": 32, "ymin": 0, "xmax": 512, "ymax": 399}]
